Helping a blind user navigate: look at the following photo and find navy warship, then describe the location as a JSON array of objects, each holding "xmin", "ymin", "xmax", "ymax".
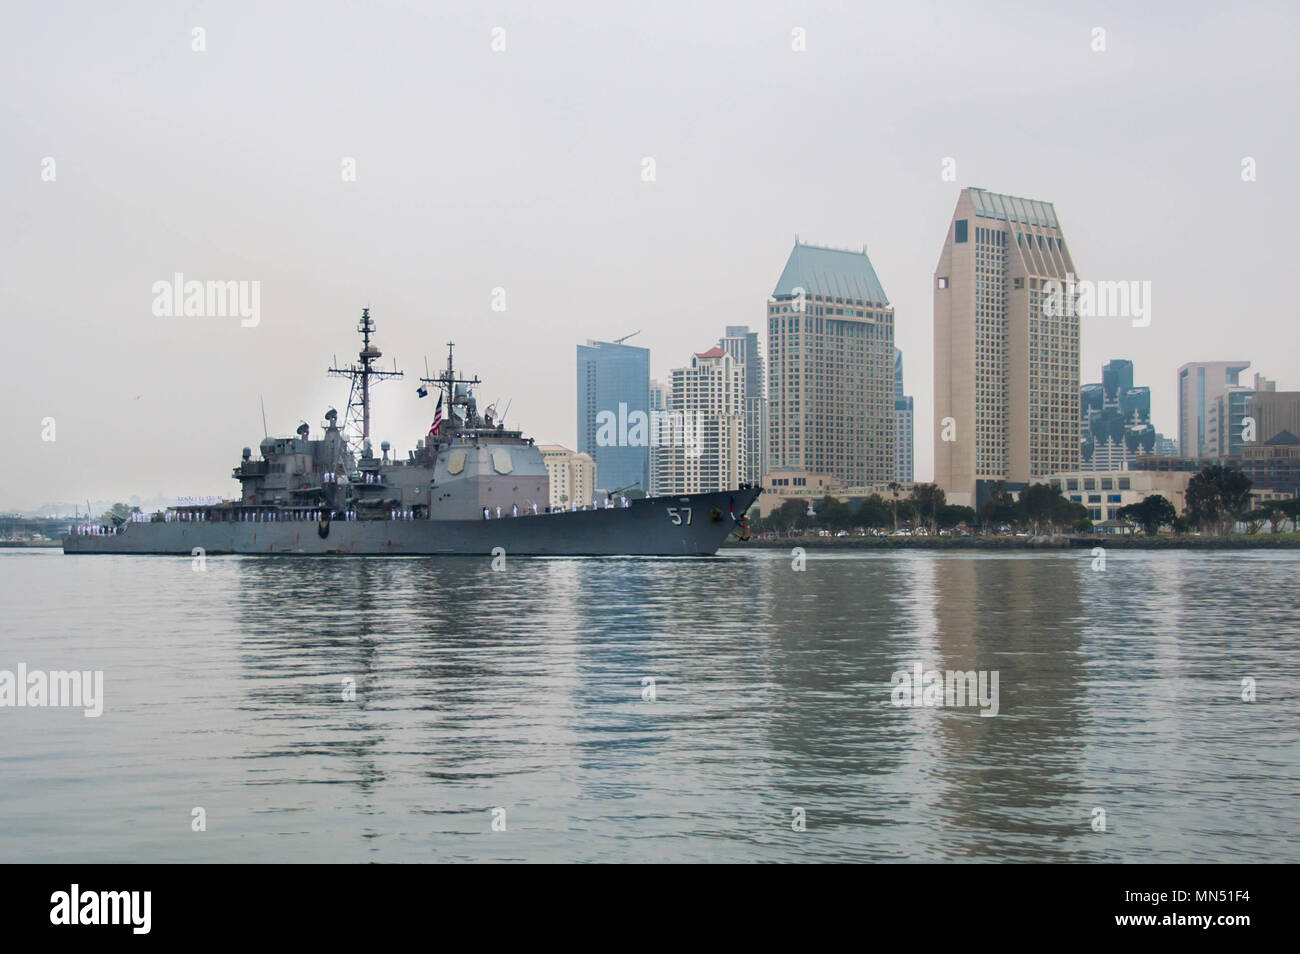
[{"xmin": 63, "ymin": 311, "xmax": 760, "ymax": 556}]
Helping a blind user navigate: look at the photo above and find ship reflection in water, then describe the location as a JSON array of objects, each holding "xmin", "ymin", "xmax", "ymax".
[{"xmin": 1, "ymin": 549, "xmax": 1297, "ymax": 862}]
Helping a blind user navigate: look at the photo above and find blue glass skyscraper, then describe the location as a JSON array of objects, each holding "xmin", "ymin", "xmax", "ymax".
[{"xmin": 577, "ymin": 340, "xmax": 651, "ymax": 495}]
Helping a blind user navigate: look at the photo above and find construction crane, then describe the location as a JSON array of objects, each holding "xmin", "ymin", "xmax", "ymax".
[{"xmin": 613, "ymin": 331, "xmax": 640, "ymax": 345}]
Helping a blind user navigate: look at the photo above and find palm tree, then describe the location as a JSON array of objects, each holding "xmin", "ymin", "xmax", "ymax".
[
  {"xmin": 887, "ymin": 481, "xmax": 901, "ymax": 530},
  {"xmin": 901, "ymin": 483, "xmax": 944, "ymax": 532}
]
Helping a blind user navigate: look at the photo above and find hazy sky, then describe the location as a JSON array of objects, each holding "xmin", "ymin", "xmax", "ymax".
[{"xmin": 3, "ymin": 0, "xmax": 1297, "ymax": 510}]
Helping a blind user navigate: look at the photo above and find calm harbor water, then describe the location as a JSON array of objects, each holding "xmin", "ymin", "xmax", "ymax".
[{"xmin": 1, "ymin": 547, "xmax": 1297, "ymax": 863}]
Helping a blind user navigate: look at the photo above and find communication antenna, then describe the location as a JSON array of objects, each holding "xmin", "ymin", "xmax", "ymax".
[
  {"xmin": 327, "ymin": 308, "xmax": 403, "ymax": 450},
  {"xmin": 260, "ymin": 395, "xmax": 268, "ymax": 438},
  {"xmin": 416, "ymin": 341, "xmax": 481, "ymax": 441}
]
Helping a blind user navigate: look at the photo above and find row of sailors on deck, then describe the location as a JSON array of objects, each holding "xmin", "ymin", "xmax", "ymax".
[
  {"xmin": 82, "ymin": 509, "xmax": 431, "ymax": 528},
  {"xmin": 230, "ymin": 510, "xmax": 414, "ymax": 522},
  {"xmin": 481, "ymin": 496, "xmax": 630, "ymax": 518},
  {"xmin": 483, "ymin": 504, "xmax": 536, "ymax": 519},
  {"xmin": 230, "ymin": 510, "xmax": 326, "ymax": 522}
]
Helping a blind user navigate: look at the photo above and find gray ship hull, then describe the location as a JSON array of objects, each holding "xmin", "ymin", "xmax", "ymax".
[{"xmin": 62, "ymin": 488, "xmax": 760, "ymax": 557}]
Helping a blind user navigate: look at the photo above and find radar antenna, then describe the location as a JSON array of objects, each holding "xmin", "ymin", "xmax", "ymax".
[
  {"xmin": 327, "ymin": 308, "xmax": 403, "ymax": 452},
  {"xmin": 417, "ymin": 341, "xmax": 481, "ymax": 440}
]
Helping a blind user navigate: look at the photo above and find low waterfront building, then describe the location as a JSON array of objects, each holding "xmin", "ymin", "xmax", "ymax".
[
  {"xmin": 1045, "ymin": 469, "xmax": 1192, "ymax": 523},
  {"xmin": 757, "ymin": 469, "xmax": 918, "ymax": 518},
  {"xmin": 538, "ymin": 444, "xmax": 596, "ymax": 508},
  {"xmin": 1132, "ymin": 440, "xmax": 1300, "ymax": 499},
  {"xmin": 758, "ymin": 469, "xmax": 840, "ymax": 517}
]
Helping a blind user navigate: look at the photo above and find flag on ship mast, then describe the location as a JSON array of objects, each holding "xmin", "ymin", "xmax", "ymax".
[{"xmin": 429, "ymin": 393, "xmax": 443, "ymax": 436}]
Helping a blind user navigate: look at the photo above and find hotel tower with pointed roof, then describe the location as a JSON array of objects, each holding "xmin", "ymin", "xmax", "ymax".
[{"xmin": 767, "ymin": 240, "xmax": 897, "ymax": 487}]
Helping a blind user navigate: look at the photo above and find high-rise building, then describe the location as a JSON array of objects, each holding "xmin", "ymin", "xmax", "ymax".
[
  {"xmin": 934, "ymin": 187, "xmax": 1080, "ymax": 507},
  {"xmin": 1080, "ymin": 359, "xmax": 1156, "ymax": 470},
  {"xmin": 576, "ymin": 339, "xmax": 650, "ymax": 494},
  {"xmin": 719, "ymin": 325, "xmax": 767, "ymax": 483},
  {"xmin": 1177, "ymin": 361, "xmax": 1250, "ymax": 457},
  {"xmin": 538, "ymin": 445, "xmax": 597, "ymax": 509},
  {"xmin": 894, "ymin": 347, "xmax": 914, "ymax": 483},
  {"xmin": 649, "ymin": 379, "xmax": 668, "ymax": 414},
  {"xmin": 767, "ymin": 240, "xmax": 896, "ymax": 488},
  {"xmin": 653, "ymin": 347, "xmax": 745, "ymax": 496},
  {"xmin": 1206, "ymin": 386, "xmax": 1256, "ymax": 457},
  {"xmin": 1247, "ymin": 389, "xmax": 1300, "ymax": 446},
  {"xmin": 647, "ymin": 379, "xmax": 668, "ymax": 495}
]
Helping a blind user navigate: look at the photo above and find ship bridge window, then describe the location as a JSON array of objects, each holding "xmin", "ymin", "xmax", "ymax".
[
  {"xmin": 447, "ymin": 449, "xmax": 468, "ymax": 475},
  {"xmin": 491, "ymin": 449, "xmax": 514, "ymax": 475}
]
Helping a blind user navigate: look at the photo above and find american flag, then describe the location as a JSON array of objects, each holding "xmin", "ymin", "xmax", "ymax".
[{"xmin": 429, "ymin": 393, "xmax": 443, "ymax": 436}]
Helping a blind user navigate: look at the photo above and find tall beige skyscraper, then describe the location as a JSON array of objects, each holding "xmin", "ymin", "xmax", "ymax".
[
  {"xmin": 934, "ymin": 188, "xmax": 1081, "ymax": 507},
  {"xmin": 767, "ymin": 241, "xmax": 896, "ymax": 487}
]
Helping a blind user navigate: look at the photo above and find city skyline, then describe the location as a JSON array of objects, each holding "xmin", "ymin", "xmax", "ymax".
[
  {"xmin": 4, "ymin": 3, "xmax": 1298, "ymax": 510},
  {"xmin": 8, "ymin": 256, "xmax": 1293, "ymax": 512}
]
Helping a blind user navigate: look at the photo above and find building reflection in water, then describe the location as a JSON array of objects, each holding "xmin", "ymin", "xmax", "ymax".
[
  {"xmin": 229, "ymin": 550, "xmax": 1087, "ymax": 858},
  {"xmin": 926, "ymin": 555, "xmax": 1087, "ymax": 861}
]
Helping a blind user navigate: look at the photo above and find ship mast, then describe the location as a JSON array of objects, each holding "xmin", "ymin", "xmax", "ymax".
[
  {"xmin": 418, "ymin": 341, "xmax": 480, "ymax": 439},
  {"xmin": 327, "ymin": 308, "xmax": 402, "ymax": 451}
]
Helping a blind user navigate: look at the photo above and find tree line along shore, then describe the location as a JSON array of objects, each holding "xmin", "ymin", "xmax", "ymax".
[{"xmin": 741, "ymin": 463, "xmax": 1299, "ymax": 546}]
